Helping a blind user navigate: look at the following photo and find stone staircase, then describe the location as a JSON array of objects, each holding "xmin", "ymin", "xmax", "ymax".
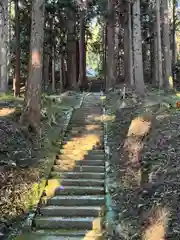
[{"xmin": 17, "ymin": 93, "xmax": 106, "ymax": 240}]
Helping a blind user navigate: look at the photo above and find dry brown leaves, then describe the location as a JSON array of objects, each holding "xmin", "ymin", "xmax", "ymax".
[{"xmin": 0, "ymin": 167, "xmax": 40, "ymax": 220}]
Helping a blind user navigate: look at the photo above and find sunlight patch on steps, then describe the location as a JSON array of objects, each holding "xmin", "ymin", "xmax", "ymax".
[{"xmin": 58, "ymin": 133, "xmax": 101, "ymax": 170}]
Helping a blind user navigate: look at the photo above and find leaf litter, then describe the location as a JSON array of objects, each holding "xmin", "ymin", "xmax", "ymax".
[
  {"xmin": 105, "ymin": 90, "xmax": 180, "ymax": 239},
  {"xmin": 0, "ymin": 93, "xmax": 81, "ymax": 237}
]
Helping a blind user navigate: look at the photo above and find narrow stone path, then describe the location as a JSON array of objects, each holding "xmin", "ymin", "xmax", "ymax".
[{"xmin": 17, "ymin": 93, "xmax": 106, "ymax": 240}]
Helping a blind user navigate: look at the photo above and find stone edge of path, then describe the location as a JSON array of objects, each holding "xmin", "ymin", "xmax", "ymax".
[
  {"xmin": 102, "ymin": 93, "xmax": 117, "ymax": 239},
  {"xmin": 7, "ymin": 92, "xmax": 85, "ymax": 240}
]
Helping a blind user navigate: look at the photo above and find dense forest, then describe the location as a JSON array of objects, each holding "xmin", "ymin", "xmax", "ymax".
[
  {"xmin": 0, "ymin": 0, "xmax": 180, "ymax": 239},
  {"xmin": 0, "ymin": 0, "xmax": 179, "ymax": 133}
]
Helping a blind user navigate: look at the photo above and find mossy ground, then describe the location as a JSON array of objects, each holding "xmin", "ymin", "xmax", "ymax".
[{"xmin": 0, "ymin": 91, "xmax": 82, "ymax": 237}]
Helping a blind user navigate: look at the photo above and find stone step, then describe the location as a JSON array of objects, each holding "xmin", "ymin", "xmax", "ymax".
[
  {"xmin": 67, "ymin": 124, "xmax": 103, "ymax": 129},
  {"xmin": 59, "ymin": 149, "xmax": 104, "ymax": 155},
  {"xmin": 55, "ymin": 186, "xmax": 104, "ymax": 195},
  {"xmin": 65, "ymin": 131, "xmax": 104, "ymax": 137},
  {"xmin": 34, "ymin": 229, "xmax": 104, "ymax": 237},
  {"xmin": 69, "ymin": 120, "xmax": 102, "ymax": 125},
  {"xmin": 16, "ymin": 231, "xmax": 104, "ymax": 240},
  {"xmin": 34, "ymin": 216, "xmax": 103, "ymax": 230},
  {"xmin": 56, "ymin": 154, "xmax": 104, "ymax": 160},
  {"xmin": 61, "ymin": 146, "xmax": 104, "ymax": 152},
  {"xmin": 63, "ymin": 137, "xmax": 104, "ymax": 143},
  {"xmin": 53, "ymin": 178, "xmax": 104, "ymax": 187},
  {"xmin": 50, "ymin": 171, "xmax": 105, "ymax": 179},
  {"xmin": 55, "ymin": 159, "xmax": 105, "ymax": 166},
  {"xmin": 62, "ymin": 142, "xmax": 104, "ymax": 149},
  {"xmin": 52, "ymin": 165, "xmax": 105, "ymax": 173},
  {"xmin": 40, "ymin": 206, "xmax": 104, "ymax": 217},
  {"xmin": 72, "ymin": 108, "xmax": 101, "ymax": 112},
  {"xmin": 47, "ymin": 195, "xmax": 105, "ymax": 206},
  {"xmin": 84, "ymin": 155, "xmax": 105, "ymax": 160}
]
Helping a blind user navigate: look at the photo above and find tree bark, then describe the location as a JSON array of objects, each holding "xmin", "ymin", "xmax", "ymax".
[
  {"xmin": 52, "ymin": 44, "xmax": 55, "ymax": 92},
  {"xmin": 78, "ymin": 10, "xmax": 87, "ymax": 89},
  {"xmin": 0, "ymin": 0, "xmax": 9, "ymax": 93},
  {"xmin": 20, "ymin": 0, "xmax": 45, "ymax": 134},
  {"xmin": 76, "ymin": 39, "xmax": 79, "ymax": 83},
  {"xmin": 59, "ymin": 55, "xmax": 64, "ymax": 93},
  {"xmin": 132, "ymin": 0, "xmax": 145, "ymax": 94},
  {"xmin": 106, "ymin": 0, "xmax": 115, "ymax": 90},
  {"xmin": 14, "ymin": 0, "xmax": 20, "ymax": 97},
  {"xmin": 155, "ymin": 0, "xmax": 163, "ymax": 87},
  {"xmin": 103, "ymin": 21, "xmax": 107, "ymax": 86},
  {"xmin": 128, "ymin": 3, "xmax": 134, "ymax": 86},
  {"xmin": 43, "ymin": 52, "xmax": 49, "ymax": 91},
  {"xmin": 67, "ymin": 11, "xmax": 77, "ymax": 89},
  {"xmin": 161, "ymin": 0, "xmax": 172, "ymax": 89}
]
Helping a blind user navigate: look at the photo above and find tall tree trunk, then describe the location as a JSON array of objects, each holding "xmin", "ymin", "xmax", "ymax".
[
  {"xmin": 20, "ymin": 0, "xmax": 45, "ymax": 134},
  {"xmin": 103, "ymin": 22, "xmax": 107, "ymax": 86},
  {"xmin": 154, "ymin": 28, "xmax": 159, "ymax": 86},
  {"xmin": 132, "ymin": 0, "xmax": 145, "ymax": 94},
  {"xmin": 161, "ymin": 0, "xmax": 172, "ymax": 89},
  {"xmin": 156, "ymin": 0, "xmax": 163, "ymax": 87},
  {"xmin": 59, "ymin": 55, "xmax": 64, "ymax": 93},
  {"xmin": 52, "ymin": 45, "xmax": 55, "ymax": 92},
  {"xmin": 14, "ymin": 0, "xmax": 20, "ymax": 97},
  {"xmin": 0, "ymin": 0, "xmax": 9, "ymax": 93},
  {"xmin": 76, "ymin": 39, "xmax": 79, "ymax": 83},
  {"xmin": 67, "ymin": 12, "xmax": 77, "ymax": 89},
  {"xmin": 114, "ymin": 22, "xmax": 120, "ymax": 84},
  {"xmin": 43, "ymin": 52, "xmax": 49, "ymax": 91},
  {"xmin": 128, "ymin": 3, "xmax": 134, "ymax": 86},
  {"xmin": 124, "ymin": 20, "xmax": 129, "ymax": 84},
  {"xmin": 106, "ymin": 0, "xmax": 115, "ymax": 90},
  {"xmin": 78, "ymin": 10, "xmax": 87, "ymax": 89},
  {"xmin": 172, "ymin": 0, "xmax": 176, "ymax": 74}
]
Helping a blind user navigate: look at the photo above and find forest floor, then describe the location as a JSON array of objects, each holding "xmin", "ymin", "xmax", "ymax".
[
  {"xmin": 105, "ymin": 87, "xmax": 180, "ymax": 240},
  {"xmin": 0, "ymin": 91, "xmax": 82, "ymax": 238},
  {"xmin": 2, "ymin": 87, "xmax": 180, "ymax": 239}
]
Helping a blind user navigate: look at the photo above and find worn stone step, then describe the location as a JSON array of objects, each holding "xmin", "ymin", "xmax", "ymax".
[
  {"xmin": 34, "ymin": 216, "xmax": 103, "ymax": 230},
  {"xmin": 70, "ymin": 121, "xmax": 102, "ymax": 125},
  {"xmin": 40, "ymin": 206, "xmax": 104, "ymax": 217},
  {"xmin": 84, "ymin": 155, "xmax": 105, "ymax": 160},
  {"xmin": 61, "ymin": 146, "xmax": 104, "ymax": 151},
  {"xmin": 34, "ymin": 229, "xmax": 104, "ymax": 237},
  {"xmin": 64, "ymin": 132, "xmax": 104, "ymax": 138},
  {"xmin": 53, "ymin": 165, "xmax": 105, "ymax": 173},
  {"xmin": 55, "ymin": 159, "xmax": 104, "ymax": 166},
  {"xmin": 53, "ymin": 178, "xmax": 104, "ymax": 187},
  {"xmin": 63, "ymin": 137, "xmax": 104, "ymax": 143},
  {"xmin": 59, "ymin": 149, "xmax": 104, "ymax": 155},
  {"xmin": 67, "ymin": 128, "xmax": 103, "ymax": 134},
  {"xmin": 47, "ymin": 195, "xmax": 105, "ymax": 206},
  {"xmin": 62, "ymin": 142, "xmax": 104, "ymax": 148},
  {"xmin": 55, "ymin": 186, "xmax": 104, "ymax": 195},
  {"xmin": 16, "ymin": 231, "xmax": 104, "ymax": 240},
  {"xmin": 50, "ymin": 171, "xmax": 105, "ymax": 179},
  {"xmin": 67, "ymin": 124, "xmax": 103, "ymax": 129}
]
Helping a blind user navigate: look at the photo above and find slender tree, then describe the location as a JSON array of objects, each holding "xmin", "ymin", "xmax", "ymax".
[
  {"xmin": 161, "ymin": 0, "xmax": 172, "ymax": 88},
  {"xmin": 0, "ymin": 0, "xmax": 9, "ymax": 93},
  {"xmin": 14, "ymin": 0, "xmax": 20, "ymax": 96},
  {"xmin": 20, "ymin": 0, "xmax": 45, "ymax": 134},
  {"xmin": 156, "ymin": 0, "xmax": 163, "ymax": 87},
  {"xmin": 106, "ymin": 0, "xmax": 115, "ymax": 90},
  {"xmin": 132, "ymin": 0, "xmax": 145, "ymax": 94}
]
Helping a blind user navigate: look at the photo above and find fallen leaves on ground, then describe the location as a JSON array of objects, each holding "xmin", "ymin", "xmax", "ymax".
[{"xmin": 106, "ymin": 91, "xmax": 180, "ymax": 239}]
